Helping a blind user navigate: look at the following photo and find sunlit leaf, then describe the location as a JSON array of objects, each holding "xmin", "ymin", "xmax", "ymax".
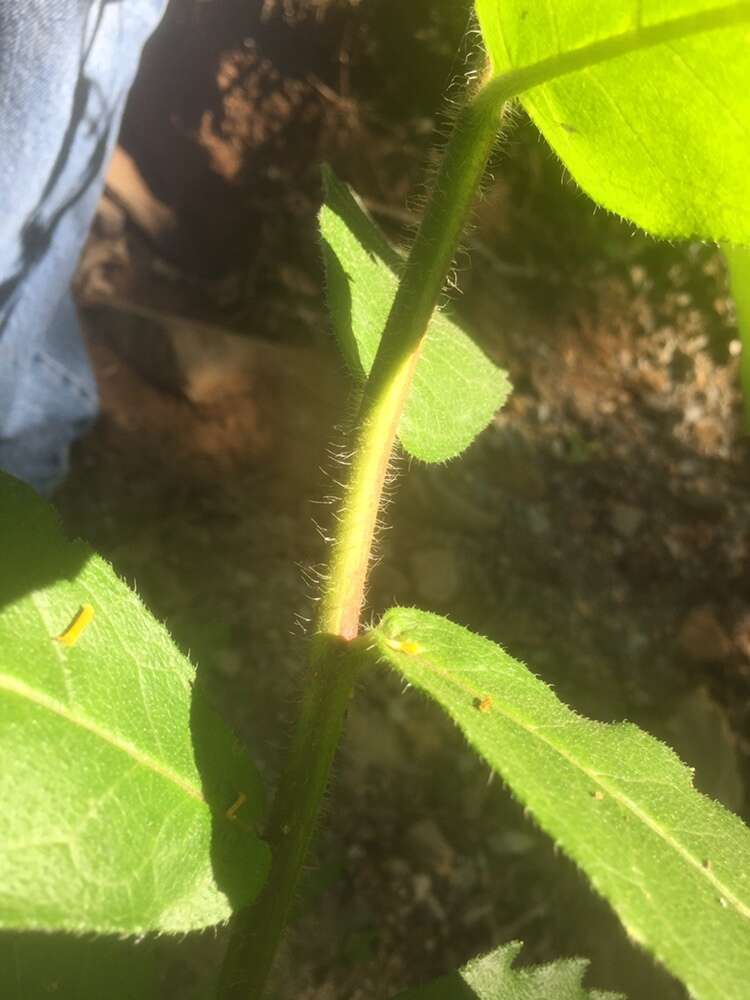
[
  {"xmin": 372, "ymin": 607, "xmax": 750, "ymax": 1000},
  {"xmin": 393, "ymin": 940, "xmax": 621, "ymax": 999},
  {"xmin": 0, "ymin": 473, "xmax": 270, "ymax": 935},
  {"xmin": 475, "ymin": 0, "xmax": 750, "ymax": 242},
  {"xmin": 319, "ymin": 166, "xmax": 511, "ymax": 462}
]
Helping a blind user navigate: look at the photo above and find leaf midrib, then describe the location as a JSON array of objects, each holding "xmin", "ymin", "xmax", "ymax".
[
  {"xmin": 472, "ymin": 3, "xmax": 750, "ymax": 919},
  {"xmin": 485, "ymin": 1, "xmax": 750, "ymax": 103},
  {"xmin": 0, "ymin": 671, "xmax": 205, "ymax": 805},
  {"xmin": 376, "ymin": 635, "xmax": 750, "ymax": 925}
]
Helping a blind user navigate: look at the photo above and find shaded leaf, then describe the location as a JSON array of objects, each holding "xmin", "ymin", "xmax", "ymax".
[
  {"xmin": 394, "ymin": 940, "xmax": 621, "ymax": 1000},
  {"xmin": 319, "ymin": 166, "xmax": 511, "ymax": 462},
  {"xmin": 0, "ymin": 931, "xmax": 156, "ymax": 1000},
  {"xmin": 475, "ymin": 1, "xmax": 750, "ymax": 242},
  {"xmin": 372, "ymin": 607, "xmax": 750, "ymax": 1000},
  {"xmin": 0, "ymin": 473, "xmax": 270, "ymax": 935}
]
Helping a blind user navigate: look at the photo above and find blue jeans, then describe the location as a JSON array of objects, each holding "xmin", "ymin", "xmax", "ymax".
[{"xmin": 0, "ymin": 0, "xmax": 167, "ymax": 494}]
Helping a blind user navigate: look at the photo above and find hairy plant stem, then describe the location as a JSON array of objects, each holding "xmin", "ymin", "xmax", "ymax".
[
  {"xmin": 218, "ymin": 633, "xmax": 359, "ymax": 999},
  {"xmin": 217, "ymin": 6, "xmax": 750, "ymax": 993},
  {"xmin": 217, "ymin": 75, "xmax": 505, "ymax": 999}
]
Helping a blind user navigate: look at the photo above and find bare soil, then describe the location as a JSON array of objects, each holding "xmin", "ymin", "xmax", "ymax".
[{"xmin": 53, "ymin": 1, "xmax": 750, "ymax": 997}]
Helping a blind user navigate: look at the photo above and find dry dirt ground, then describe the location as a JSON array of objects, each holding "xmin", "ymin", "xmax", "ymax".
[{"xmin": 46, "ymin": 1, "xmax": 750, "ymax": 997}]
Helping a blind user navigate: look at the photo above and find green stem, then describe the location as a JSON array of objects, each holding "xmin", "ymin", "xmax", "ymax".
[
  {"xmin": 217, "ymin": 5, "xmax": 750, "ymax": 993},
  {"xmin": 218, "ymin": 634, "xmax": 359, "ymax": 998},
  {"xmin": 314, "ymin": 0, "xmax": 750, "ymax": 640},
  {"xmin": 320, "ymin": 80, "xmax": 507, "ymax": 641},
  {"xmin": 217, "ymin": 75, "xmax": 505, "ymax": 1000}
]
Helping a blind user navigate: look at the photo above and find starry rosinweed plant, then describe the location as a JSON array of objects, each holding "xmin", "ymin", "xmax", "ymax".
[{"xmin": 2, "ymin": 3, "xmax": 750, "ymax": 999}]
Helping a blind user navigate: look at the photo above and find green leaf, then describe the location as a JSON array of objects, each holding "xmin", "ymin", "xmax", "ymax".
[
  {"xmin": 319, "ymin": 165, "xmax": 511, "ymax": 462},
  {"xmin": 475, "ymin": 1, "xmax": 750, "ymax": 242},
  {"xmin": 371, "ymin": 607, "xmax": 750, "ymax": 1000},
  {"xmin": 0, "ymin": 931, "xmax": 157, "ymax": 1000},
  {"xmin": 725, "ymin": 244, "xmax": 750, "ymax": 431},
  {"xmin": 394, "ymin": 941, "xmax": 621, "ymax": 1000},
  {"xmin": 0, "ymin": 473, "xmax": 270, "ymax": 935}
]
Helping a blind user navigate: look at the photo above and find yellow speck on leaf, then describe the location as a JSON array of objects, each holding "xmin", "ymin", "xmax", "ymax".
[
  {"xmin": 55, "ymin": 604, "xmax": 95, "ymax": 648},
  {"xmin": 385, "ymin": 637, "xmax": 423, "ymax": 656},
  {"xmin": 225, "ymin": 792, "xmax": 248, "ymax": 821}
]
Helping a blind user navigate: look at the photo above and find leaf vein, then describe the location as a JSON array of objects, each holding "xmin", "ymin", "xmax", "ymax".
[
  {"xmin": 400, "ymin": 646, "xmax": 750, "ymax": 923},
  {"xmin": 0, "ymin": 672, "xmax": 205, "ymax": 806}
]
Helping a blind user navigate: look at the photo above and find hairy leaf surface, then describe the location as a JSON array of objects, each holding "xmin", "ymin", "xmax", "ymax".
[
  {"xmin": 475, "ymin": 0, "xmax": 750, "ymax": 242},
  {"xmin": 372, "ymin": 607, "xmax": 750, "ymax": 1000},
  {"xmin": 319, "ymin": 166, "xmax": 511, "ymax": 462},
  {"xmin": 394, "ymin": 940, "xmax": 621, "ymax": 999},
  {"xmin": 0, "ymin": 474, "xmax": 270, "ymax": 935}
]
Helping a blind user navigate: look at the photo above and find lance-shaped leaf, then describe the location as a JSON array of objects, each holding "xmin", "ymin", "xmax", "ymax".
[
  {"xmin": 319, "ymin": 166, "xmax": 511, "ymax": 463},
  {"xmin": 475, "ymin": 1, "xmax": 750, "ymax": 243},
  {"xmin": 0, "ymin": 473, "xmax": 270, "ymax": 935},
  {"xmin": 393, "ymin": 940, "xmax": 622, "ymax": 1000},
  {"xmin": 725, "ymin": 244, "xmax": 750, "ymax": 431},
  {"xmin": 371, "ymin": 607, "xmax": 750, "ymax": 1000}
]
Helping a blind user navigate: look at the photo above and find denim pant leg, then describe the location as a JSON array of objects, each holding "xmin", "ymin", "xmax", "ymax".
[{"xmin": 0, "ymin": 0, "xmax": 167, "ymax": 495}]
